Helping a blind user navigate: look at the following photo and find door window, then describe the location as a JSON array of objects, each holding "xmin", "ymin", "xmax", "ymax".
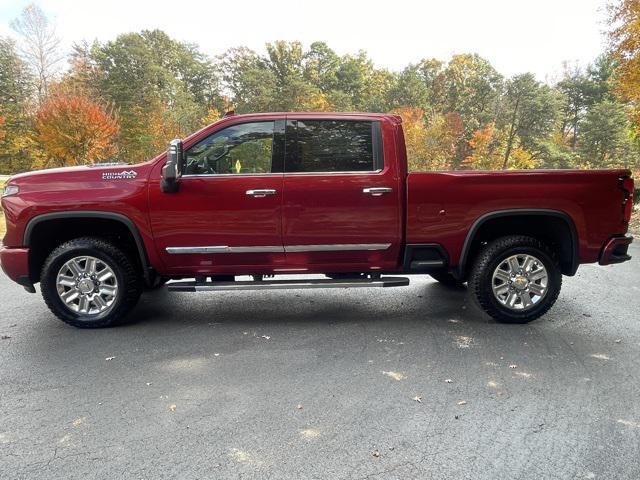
[
  {"xmin": 285, "ymin": 120, "xmax": 381, "ymax": 173},
  {"xmin": 184, "ymin": 121, "xmax": 274, "ymax": 175}
]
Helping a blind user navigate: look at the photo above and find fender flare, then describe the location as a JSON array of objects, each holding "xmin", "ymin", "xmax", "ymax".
[
  {"xmin": 23, "ymin": 211, "xmax": 152, "ymax": 283},
  {"xmin": 455, "ymin": 209, "xmax": 579, "ymax": 277}
]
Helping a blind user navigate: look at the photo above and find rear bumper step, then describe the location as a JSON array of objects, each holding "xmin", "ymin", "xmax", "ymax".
[
  {"xmin": 167, "ymin": 276, "xmax": 410, "ymax": 292},
  {"xmin": 599, "ymin": 235, "xmax": 633, "ymax": 265}
]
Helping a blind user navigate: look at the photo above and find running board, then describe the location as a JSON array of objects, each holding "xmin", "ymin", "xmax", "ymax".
[{"xmin": 167, "ymin": 276, "xmax": 410, "ymax": 292}]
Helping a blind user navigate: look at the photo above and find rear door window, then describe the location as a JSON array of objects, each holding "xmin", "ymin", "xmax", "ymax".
[{"xmin": 285, "ymin": 120, "xmax": 381, "ymax": 173}]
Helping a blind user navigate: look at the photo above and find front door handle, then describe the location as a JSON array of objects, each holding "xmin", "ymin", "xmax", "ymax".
[
  {"xmin": 363, "ymin": 187, "xmax": 393, "ymax": 196},
  {"xmin": 246, "ymin": 189, "xmax": 277, "ymax": 197}
]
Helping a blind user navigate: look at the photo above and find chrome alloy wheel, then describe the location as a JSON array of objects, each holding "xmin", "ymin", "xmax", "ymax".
[
  {"xmin": 491, "ymin": 254, "xmax": 548, "ymax": 310},
  {"xmin": 56, "ymin": 256, "xmax": 118, "ymax": 315}
]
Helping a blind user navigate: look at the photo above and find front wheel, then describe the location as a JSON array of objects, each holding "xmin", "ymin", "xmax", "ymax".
[
  {"xmin": 40, "ymin": 237, "xmax": 143, "ymax": 328},
  {"xmin": 469, "ymin": 235, "xmax": 562, "ymax": 324}
]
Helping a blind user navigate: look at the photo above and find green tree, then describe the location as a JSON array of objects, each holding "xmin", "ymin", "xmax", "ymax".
[
  {"xmin": 578, "ymin": 100, "xmax": 636, "ymax": 168},
  {"xmin": 90, "ymin": 30, "xmax": 221, "ymax": 161},
  {"xmin": 499, "ymin": 73, "xmax": 561, "ymax": 168},
  {"xmin": 0, "ymin": 37, "xmax": 36, "ymax": 173}
]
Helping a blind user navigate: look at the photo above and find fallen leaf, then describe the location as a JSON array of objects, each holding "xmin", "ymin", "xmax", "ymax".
[
  {"xmin": 382, "ymin": 371, "xmax": 407, "ymax": 381},
  {"xmin": 169, "ymin": 404, "xmax": 177, "ymax": 412},
  {"xmin": 509, "ymin": 364, "xmax": 518, "ymax": 369},
  {"xmin": 454, "ymin": 335, "xmax": 473, "ymax": 349},
  {"xmin": 105, "ymin": 356, "xmax": 115, "ymax": 361},
  {"xmin": 445, "ymin": 379, "xmax": 453, "ymax": 383},
  {"xmin": 413, "ymin": 396, "xmax": 422, "ymax": 403},
  {"xmin": 457, "ymin": 400, "xmax": 467, "ymax": 406},
  {"xmin": 372, "ymin": 450, "xmax": 381, "ymax": 457},
  {"xmin": 617, "ymin": 419, "xmax": 640, "ymax": 428},
  {"xmin": 72, "ymin": 417, "xmax": 86, "ymax": 427},
  {"xmin": 300, "ymin": 428, "xmax": 320, "ymax": 439}
]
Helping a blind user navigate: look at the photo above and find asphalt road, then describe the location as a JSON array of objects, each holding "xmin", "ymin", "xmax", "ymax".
[{"xmin": 1, "ymin": 245, "xmax": 639, "ymax": 480}]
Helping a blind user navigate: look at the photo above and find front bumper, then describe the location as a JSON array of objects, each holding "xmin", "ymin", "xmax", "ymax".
[
  {"xmin": 599, "ymin": 235, "xmax": 633, "ymax": 265},
  {"xmin": 0, "ymin": 246, "xmax": 35, "ymax": 292}
]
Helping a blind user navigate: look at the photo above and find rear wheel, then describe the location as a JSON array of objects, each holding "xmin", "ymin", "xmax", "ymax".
[
  {"xmin": 40, "ymin": 237, "xmax": 142, "ymax": 328},
  {"xmin": 429, "ymin": 271, "xmax": 465, "ymax": 288},
  {"xmin": 469, "ymin": 235, "xmax": 561, "ymax": 324}
]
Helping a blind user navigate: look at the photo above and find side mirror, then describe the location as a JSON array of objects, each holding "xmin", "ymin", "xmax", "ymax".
[{"xmin": 161, "ymin": 139, "xmax": 184, "ymax": 193}]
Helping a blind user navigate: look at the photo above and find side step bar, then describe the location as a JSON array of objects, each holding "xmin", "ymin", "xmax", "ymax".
[{"xmin": 167, "ymin": 276, "xmax": 410, "ymax": 292}]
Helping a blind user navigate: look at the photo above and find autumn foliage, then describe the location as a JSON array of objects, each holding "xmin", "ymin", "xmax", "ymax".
[
  {"xmin": 2, "ymin": 15, "xmax": 640, "ymax": 174},
  {"xmin": 609, "ymin": 0, "xmax": 640, "ymax": 131},
  {"xmin": 34, "ymin": 92, "xmax": 119, "ymax": 166}
]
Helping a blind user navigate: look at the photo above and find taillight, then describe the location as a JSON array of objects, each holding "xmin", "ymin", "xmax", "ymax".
[{"xmin": 620, "ymin": 175, "xmax": 634, "ymax": 223}]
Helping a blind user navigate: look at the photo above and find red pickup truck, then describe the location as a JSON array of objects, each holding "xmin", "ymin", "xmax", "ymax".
[{"xmin": 0, "ymin": 112, "xmax": 634, "ymax": 328}]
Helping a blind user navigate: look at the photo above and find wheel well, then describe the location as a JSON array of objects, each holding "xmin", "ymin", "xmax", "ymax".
[
  {"xmin": 26, "ymin": 217, "xmax": 146, "ymax": 283},
  {"xmin": 459, "ymin": 213, "xmax": 577, "ymax": 278}
]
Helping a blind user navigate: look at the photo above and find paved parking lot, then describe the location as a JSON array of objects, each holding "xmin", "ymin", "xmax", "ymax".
[{"xmin": 1, "ymin": 244, "xmax": 639, "ymax": 479}]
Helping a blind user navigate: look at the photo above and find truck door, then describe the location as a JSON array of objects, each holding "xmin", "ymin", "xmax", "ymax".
[
  {"xmin": 148, "ymin": 120, "xmax": 285, "ymax": 274},
  {"xmin": 281, "ymin": 117, "xmax": 402, "ymax": 271}
]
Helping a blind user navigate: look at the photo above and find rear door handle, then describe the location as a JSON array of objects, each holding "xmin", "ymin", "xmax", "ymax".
[
  {"xmin": 246, "ymin": 189, "xmax": 277, "ymax": 197},
  {"xmin": 363, "ymin": 187, "xmax": 393, "ymax": 196}
]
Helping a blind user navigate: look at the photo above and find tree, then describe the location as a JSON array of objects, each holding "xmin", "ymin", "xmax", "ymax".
[
  {"xmin": 0, "ymin": 37, "xmax": 35, "ymax": 173},
  {"xmin": 608, "ymin": 0, "xmax": 640, "ymax": 131},
  {"xmin": 90, "ymin": 30, "xmax": 221, "ymax": 161},
  {"xmin": 432, "ymin": 54, "xmax": 503, "ymax": 165},
  {"xmin": 10, "ymin": 3, "xmax": 62, "ymax": 103},
  {"xmin": 499, "ymin": 73, "xmax": 561, "ymax": 168},
  {"xmin": 34, "ymin": 92, "xmax": 119, "ymax": 167},
  {"xmin": 220, "ymin": 47, "xmax": 278, "ymax": 112},
  {"xmin": 578, "ymin": 100, "xmax": 636, "ymax": 168},
  {"xmin": 392, "ymin": 107, "xmax": 460, "ymax": 171},
  {"xmin": 462, "ymin": 123, "xmax": 505, "ymax": 170},
  {"xmin": 387, "ymin": 58, "xmax": 443, "ymax": 112}
]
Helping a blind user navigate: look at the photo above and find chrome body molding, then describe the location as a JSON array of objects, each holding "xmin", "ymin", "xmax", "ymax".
[
  {"xmin": 285, "ymin": 243, "xmax": 391, "ymax": 252},
  {"xmin": 166, "ymin": 246, "xmax": 284, "ymax": 254},
  {"xmin": 165, "ymin": 243, "xmax": 392, "ymax": 254}
]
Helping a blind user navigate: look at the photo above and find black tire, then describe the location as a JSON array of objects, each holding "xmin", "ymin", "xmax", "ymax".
[
  {"xmin": 429, "ymin": 271, "xmax": 466, "ymax": 288},
  {"xmin": 40, "ymin": 237, "xmax": 143, "ymax": 328},
  {"xmin": 469, "ymin": 235, "xmax": 562, "ymax": 324}
]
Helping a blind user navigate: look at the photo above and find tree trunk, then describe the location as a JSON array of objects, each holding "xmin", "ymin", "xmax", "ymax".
[{"xmin": 502, "ymin": 95, "xmax": 520, "ymax": 169}]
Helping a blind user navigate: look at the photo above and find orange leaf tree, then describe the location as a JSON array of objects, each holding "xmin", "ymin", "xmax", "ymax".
[
  {"xmin": 608, "ymin": 0, "xmax": 640, "ymax": 131},
  {"xmin": 34, "ymin": 92, "xmax": 119, "ymax": 167}
]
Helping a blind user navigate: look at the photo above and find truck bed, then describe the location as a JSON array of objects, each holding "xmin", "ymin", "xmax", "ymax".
[{"xmin": 406, "ymin": 169, "xmax": 630, "ymax": 267}]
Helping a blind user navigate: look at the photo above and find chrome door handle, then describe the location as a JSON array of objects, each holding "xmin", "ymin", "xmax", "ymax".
[
  {"xmin": 246, "ymin": 189, "xmax": 277, "ymax": 197},
  {"xmin": 363, "ymin": 187, "xmax": 393, "ymax": 196}
]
